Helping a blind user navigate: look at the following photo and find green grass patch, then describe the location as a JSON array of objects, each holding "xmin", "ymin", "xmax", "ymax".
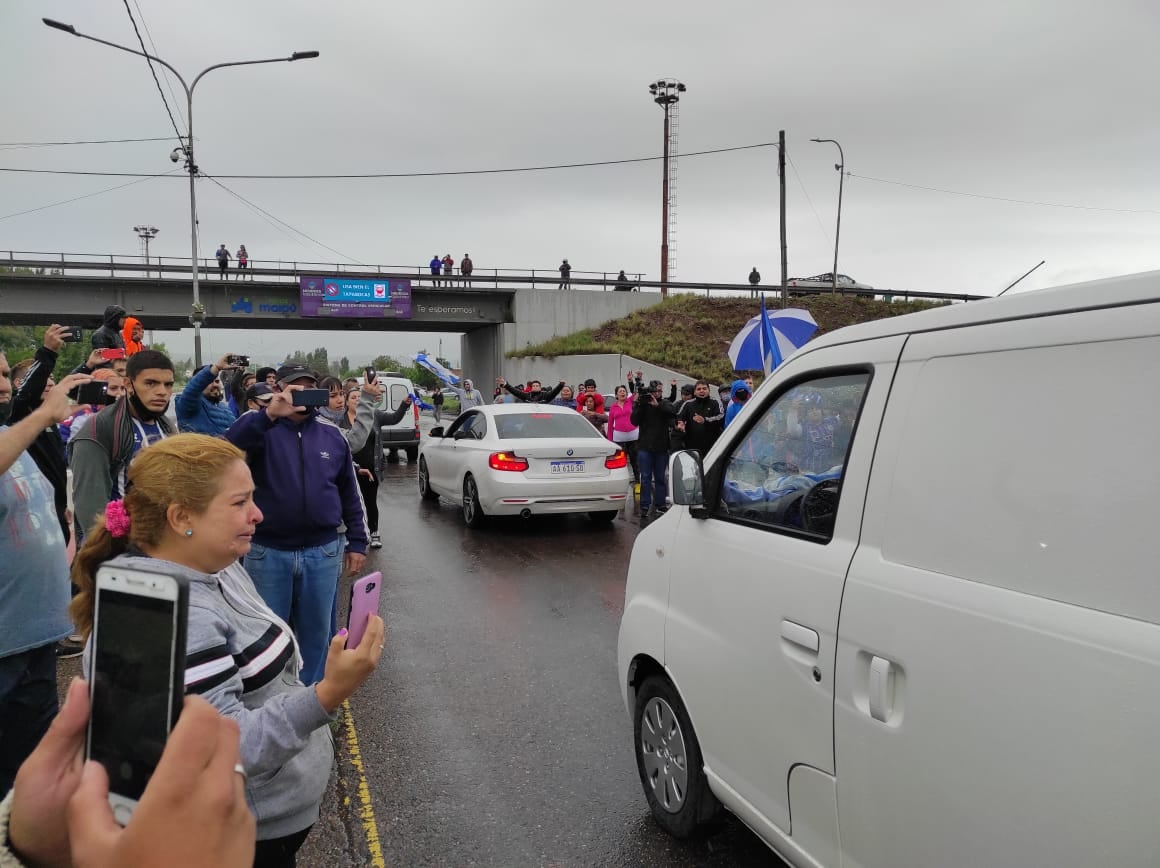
[{"xmin": 507, "ymin": 294, "xmax": 944, "ymax": 384}]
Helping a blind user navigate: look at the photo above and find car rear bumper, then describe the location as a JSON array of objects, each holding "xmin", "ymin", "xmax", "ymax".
[{"xmin": 479, "ymin": 472, "xmax": 631, "ymax": 515}]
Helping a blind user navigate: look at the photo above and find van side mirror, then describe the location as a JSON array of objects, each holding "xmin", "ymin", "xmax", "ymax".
[
  {"xmin": 669, "ymin": 450, "xmax": 705, "ymax": 512},
  {"xmin": 429, "ymin": 427, "xmax": 444, "ymax": 438}
]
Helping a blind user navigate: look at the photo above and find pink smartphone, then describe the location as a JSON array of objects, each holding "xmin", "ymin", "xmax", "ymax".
[{"xmin": 346, "ymin": 571, "xmax": 382, "ymax": 649}]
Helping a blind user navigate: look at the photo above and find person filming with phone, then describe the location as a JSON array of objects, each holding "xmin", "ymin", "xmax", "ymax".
[
  {"xmin": 68, "ymin": 434, "xmax": 384, "ymax": 866},
  {"xmin": 175, "ymin": 354, "xmax": 242, "ymax": 436},
  {"xmin": 224, "ymin": 365, "xmax": 369, "ymax": 687}
]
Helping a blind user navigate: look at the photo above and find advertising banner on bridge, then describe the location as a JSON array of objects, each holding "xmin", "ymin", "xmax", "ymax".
[{"xmin": 299, "ymin": 276, "xmax": 413, "ymax": 319}]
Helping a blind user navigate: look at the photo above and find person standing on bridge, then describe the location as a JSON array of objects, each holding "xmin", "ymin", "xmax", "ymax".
[
  {"xmin": 429, "ymin": 254, "xmax": 442, "ymax": 284},
  {"xmin": 236, "ymin": 244, "xmax": 249, "ymax": 279},
  {"xmin": 748, "ymin": 266, "xmax": 761, "ymax": 299},
  {"xmin": 615, "ymin": 270, "xmax": 636, "ymax": 292},
  {"xmin": 558, "ymin": 258, "xmax": 572, "ymax": 290},
  {"xmin": 216, "ymin": 243, "xmax": 231, "ymax": 279},
  {"xmin": 460, "ymin": 253, "xmax": 473, "ymax": 285},
  {"xmin": 441, "ymin": 254, "xmax": 455, "ymax": 286}
]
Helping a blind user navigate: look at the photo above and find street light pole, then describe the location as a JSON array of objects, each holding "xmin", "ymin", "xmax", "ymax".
[
  {"xmin": 810, "ymin": 138, "xmax": 845, "ymax": 296},
  {"xmin": 43, "ymin": 18, "xmax": 318, "ymax": 366}
]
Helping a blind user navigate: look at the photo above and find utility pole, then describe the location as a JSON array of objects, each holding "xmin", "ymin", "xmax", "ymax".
[{"xmin": 779, "ymin": 130, "xmax": 788, "ymax": 307}]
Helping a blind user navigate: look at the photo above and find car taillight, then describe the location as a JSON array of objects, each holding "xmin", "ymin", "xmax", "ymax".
[
  {"xmin": 488, "ymin": 452, "xmax": 529, "ymax": 472},
  {"xmin": 605, "ymin": 449, "xmax": 628, "ymax": 469}
]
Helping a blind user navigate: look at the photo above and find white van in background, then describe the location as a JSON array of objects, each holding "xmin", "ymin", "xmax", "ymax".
[
  {"xmin": 367, "ymin": 372, "xmax": 420, "ymax": 462},
  {"xmin": 617, "ymin": 272, "xmax": 1160, "ymax": 867}
]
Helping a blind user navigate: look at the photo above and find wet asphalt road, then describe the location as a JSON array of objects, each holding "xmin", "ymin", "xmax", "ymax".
[{"xmin": 298, "ymin": 444, "xmax": 784, "ymax": 868}]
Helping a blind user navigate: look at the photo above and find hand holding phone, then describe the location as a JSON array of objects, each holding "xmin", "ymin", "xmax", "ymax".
[
  {"xmin": 227, "ymin": 354, "xmax": 250, "ymax": 368},
  {"xmin": 99, "ymin": 348, "xmax": 127, "ymax": 361},
  {"xmin": 87, "ymin": 566, "xmax": 188, "ymax": 825},
  {"xmin": 291, "ymin": 388, "xmax": 329, "ymax": 408},
  {"xmin": 70, "ymin": 381, "xmax": 110, "ymax": 406},
  {"xmin": 364, "ymin": 367, "xmax": 376, "ymax": 384},
  {"xmin": 346, "ymin": 572, "xmax": 382, "ymax": 649},
  {"xmin": 62, "ymin": 326, "xmax": 84, "ymax": 343},
  {"xmin": 316, "ymin": 613, "xmax": 385, "ymax": 713}
]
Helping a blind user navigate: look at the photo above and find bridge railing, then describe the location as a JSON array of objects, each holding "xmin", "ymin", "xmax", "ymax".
[
  {"xmin": 0, "ymin": 250, "xmax": 991, "ymax": 303},
  {"xmin": 0, "ymin": 250, "xmax": 648, "ymax": 291}
]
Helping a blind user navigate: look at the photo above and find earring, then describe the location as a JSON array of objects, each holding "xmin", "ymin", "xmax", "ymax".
[{"xmin": 185, "ymin": 529, "xmax": 193, "ymax": 537}]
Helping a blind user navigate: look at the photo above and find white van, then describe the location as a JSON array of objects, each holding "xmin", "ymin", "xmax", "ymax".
[{"xmin": 617, "ymin": 273, "xmax": 1160, "ymax": 867}]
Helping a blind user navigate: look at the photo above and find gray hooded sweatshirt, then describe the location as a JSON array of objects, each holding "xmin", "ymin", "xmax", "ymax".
[{"xmin": 102, "ymin": 553, "xmax": 336, "ymax": 840}]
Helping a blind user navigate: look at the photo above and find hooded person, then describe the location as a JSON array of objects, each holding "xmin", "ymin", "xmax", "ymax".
[
  {"xmin": 90, "ymin": 305, "xmax": 127, "ymax": 351},
  {"xmin": 256, "ymin": 366, "xmax": 278, "ymax": 387},
  {"xmin": 121, "ymin": 316, "xmax": 146, "ymax": 356},
  {"xmin": 448, "ymin": 378, "xmax": 485, "ymax": 414},
  {"xmin": 723, "ymin": 379, "xmax": 752, "ymax": 429}
]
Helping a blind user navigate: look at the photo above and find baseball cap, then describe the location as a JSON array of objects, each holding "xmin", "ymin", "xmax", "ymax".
[
  {"xmin": 245, "ymin": 382, "xmax": 274, "ymax": 403},
  {"xmin": 680, "ymin": 384, "xmax": 694, "ymax": 395},
  {"xmin": 274, "ymin": 364, "xmax": 317, "ymax": 387}
]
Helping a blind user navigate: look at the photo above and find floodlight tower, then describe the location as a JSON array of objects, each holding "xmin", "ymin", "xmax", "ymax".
[
  {"xmin": 648, "ymin": 78, "xmax": 685, "ymax": 298},
  {"xmin": 134, "ymin": 225, "xmax": 159, "ymax": 277}
]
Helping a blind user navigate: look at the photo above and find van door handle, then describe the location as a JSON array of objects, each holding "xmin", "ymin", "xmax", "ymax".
[
  {"xmin": 779, "ymin": 620, "xmax": 819, "ymax": 654},
  {"xmin": 868, "ymin": 656, "xmax": 895, "ymax": 723}
]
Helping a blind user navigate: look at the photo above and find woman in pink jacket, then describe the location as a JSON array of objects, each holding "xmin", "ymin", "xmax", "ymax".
[{"xmin": 606, "ymin": 383, "xmax": 639, "ymax": 482}]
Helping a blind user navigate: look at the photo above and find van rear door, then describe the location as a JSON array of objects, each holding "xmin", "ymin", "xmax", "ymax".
[{"xmin": 834, "ymin": 303, "xmax": 1160, "ymax": 867}]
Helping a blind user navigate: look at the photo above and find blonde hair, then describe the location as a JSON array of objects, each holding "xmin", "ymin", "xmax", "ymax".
[{"xmin": 70, "ymin": 434, "xmax": 246, "ymax": 636}]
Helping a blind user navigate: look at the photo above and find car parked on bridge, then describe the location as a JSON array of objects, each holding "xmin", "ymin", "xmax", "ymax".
[
  {"xmin": 418, "ymin": 404, "xmax": 631, "ymax": 527},
  {"xmin": 618, "ymin": 271, "xmax": 1160, "ymax": 866},
  {"xmin": 788, "ymin": 272, "xmax": 873, "ymax": 290}
]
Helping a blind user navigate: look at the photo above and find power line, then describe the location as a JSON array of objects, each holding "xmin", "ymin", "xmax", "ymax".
[
  {"xmin": 201, "ymin": 174, "xmax": 365, "ymax": 264},
  {"xmin": 120, "ymin": 0, "xmax": 185, "ymax": 145},
  {"xmin": 0, "ymin": 142, "xmax": 778, "ymax": 180},
  {"xmin": 0, "ymin": 136, "xmax": 176, "ymax": 149},
  {"xmin": 130, "ymin": 0, "xmax": 186, "ymax": 130},
  {"xmin": 785, "ymin": 152, "xmax": 829, "ymax": 242},
  {"xmin": 0, "ymin": 169, "xmax": 180, "ymax": 222},
  {"xmin": 847, "ymin": 172, "xmax": 1160, "ymax": 216}
]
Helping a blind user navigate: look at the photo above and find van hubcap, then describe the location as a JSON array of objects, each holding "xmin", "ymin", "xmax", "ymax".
[{"xmin": 640, "ymin": 697, "xmax": 688, "ymax": 813}]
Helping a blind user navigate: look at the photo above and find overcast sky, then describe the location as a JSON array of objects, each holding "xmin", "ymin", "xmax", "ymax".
[{"xmin": 3, "ymin": 0, "xmax": 1158, "ymax": 367}]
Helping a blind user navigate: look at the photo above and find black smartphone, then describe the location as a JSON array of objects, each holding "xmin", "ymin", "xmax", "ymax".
[
  {"xmin": 62, "ymin": 326, "xmax": 84, "ymax": 343},
  {"xmin": 364, "ymin": 367, "xmax": 376, "ymax": 384},
  {"xmin": 292, "ymin": 388, "xmax": 330, "ymax": 407},
  {"xmin": 228, "ymin": 354, "xmax": 250, "ymax": 367},
  {"xmin": 87, "ymin": 565, "xmax": 188, "ymax": 826},
  {"xmin": 70, "ymin": 381, "xmax": 109, "ymax": 405}
]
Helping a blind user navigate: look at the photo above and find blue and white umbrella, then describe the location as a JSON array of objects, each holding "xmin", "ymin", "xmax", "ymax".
[{"xmin": 727, "ymin": 299, "xmax": 818, "ymax": 374}]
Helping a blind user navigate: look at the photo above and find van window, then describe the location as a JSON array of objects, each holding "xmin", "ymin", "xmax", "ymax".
[
  {"xmin": 388, "ymin": 383, "xmax": 411, "ymax": 411},
  {"xmin": 716, "ymin": 373, "xmax": 869, "ymax": 539},
  {"xmin": 881, "ymin": 336, "xmax": 1160, "ymax": 623}
]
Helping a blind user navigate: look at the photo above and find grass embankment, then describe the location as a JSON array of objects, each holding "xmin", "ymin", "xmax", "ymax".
[{"xmin": 507, "ymin": 294, "xmax": 943, "ymax": 384}]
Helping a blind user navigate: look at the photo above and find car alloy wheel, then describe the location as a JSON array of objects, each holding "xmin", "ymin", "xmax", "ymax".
[
  {"xmin": 462, "ymin": 475, "xmax": 485, "ymax": 528},
  {"xmin": 418, "ymin": 458, "xmax": 439, "ymax": 501}
]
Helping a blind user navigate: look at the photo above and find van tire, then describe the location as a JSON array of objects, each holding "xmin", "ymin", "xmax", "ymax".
[
  {"xmin": 404, "ymin": 445, "xmax": 419, "ymax": 463},
  {"xmin": 588, "ymin": 510, "xmax": 618, "ymax": 524},
  {"xmin": 633, "ymin": 675, "xmax": 721, "ymax": 838}
]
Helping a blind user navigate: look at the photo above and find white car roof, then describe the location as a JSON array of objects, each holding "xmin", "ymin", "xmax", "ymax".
[
  {"xmin": 801, "ymin": 270, "xmax": 1160, "ymax": 355},
  {"xmin": 470, "ymin": 403, "xmax": 577, "ymax": 416}
]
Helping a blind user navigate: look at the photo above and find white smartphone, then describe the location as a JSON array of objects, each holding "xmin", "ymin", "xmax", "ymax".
[{"xmin": 86, "ymin": 564, "xmax": 188, "ymax": 825}]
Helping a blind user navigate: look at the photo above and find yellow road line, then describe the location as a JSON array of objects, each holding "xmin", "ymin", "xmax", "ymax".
[{"xmin": 340, "ymin": 698, "xmax": 386, "ymax": 867}]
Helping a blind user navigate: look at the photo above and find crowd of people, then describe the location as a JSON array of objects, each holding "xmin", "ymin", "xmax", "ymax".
[
  {"xmin": 428, "ymin": 253, "xmax": 473, "ymax": 286},
  {"xmin": 0, "ymin": 312, "xmax": 396, "ymax": 866},
  {"xmin": 481, "ymin": 371, "xmax": 758, "ymax": 522}
]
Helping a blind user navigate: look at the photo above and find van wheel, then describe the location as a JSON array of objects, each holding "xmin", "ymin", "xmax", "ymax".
[
  {"xmin": 404, "ymin": 445, "xmax": 419, "ymax": 463},
  {"xmin": 634, "ymin": 675, "xmax": 721, "ymax": 838},
  {"xmin": 462, "ymin": 475, "xmax": 486, "ymax": 528},
  {"xmin": 418, "ymin": 458, "xmax": 439, "ymax": 502},
  {"xmin": 588, "ymin": 510, "xmax": 618, "ymax": 524}
]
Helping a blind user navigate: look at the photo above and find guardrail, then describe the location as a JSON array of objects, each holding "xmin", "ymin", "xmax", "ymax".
[
  {"xmin": 0, "ymin": 251, "xmax": 991, "ymax": 303},
  {"xmin": 0, "ymin": 250, "xmax": 646, "ymax": 291}
]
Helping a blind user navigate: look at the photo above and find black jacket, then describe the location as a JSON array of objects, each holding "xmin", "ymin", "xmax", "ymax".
[
  {"xmin": 678, "ymin": 395, "xmax": 724, "ymax": 454},
  {"xmin": 9, "ymin": 346, "xmax": 69, "ymax": 539},
  {"xmin": 503, "ymin": 382, "xmax": 564, "ymax": 404},
  {"xmin": 630, "ymin": 395, "xmax": 677, "ymax": 452},
  {"xmin": 91, "ymin": 305, "xmax": 127, "ymax": 351}
]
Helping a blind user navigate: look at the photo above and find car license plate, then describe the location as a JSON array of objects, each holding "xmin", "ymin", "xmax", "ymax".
[{"xmin": 550, "ymin": 460, "xmax": 585, "ymax": 474}]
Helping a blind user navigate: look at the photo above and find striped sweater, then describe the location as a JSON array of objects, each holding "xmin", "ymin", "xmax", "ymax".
[{"xmin": 104, "ymin": 554, "xmax": 336, "ymax": 841}]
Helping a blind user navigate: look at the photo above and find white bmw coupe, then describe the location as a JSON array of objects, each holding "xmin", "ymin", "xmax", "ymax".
[{"xmin": 417, "ymin": 403, "xmax": 632, "ymax": 527}]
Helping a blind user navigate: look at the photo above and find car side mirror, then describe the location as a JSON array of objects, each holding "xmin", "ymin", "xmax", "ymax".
[
  {"xmin": 429, "ymin": 427, "xmax": 444, "ymax": 438},
  {"xmin": 669, "ymin": 450, "xmax": 705, "ymax": 512}
]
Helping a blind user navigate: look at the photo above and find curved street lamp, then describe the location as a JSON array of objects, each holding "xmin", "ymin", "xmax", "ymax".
[
  {"xmin": 810, "ymin": 138, "xmax": 845, "ymax": 296},
  {"xmin": 43, "ymin": 18, "xmax": 319, "ymax": 366}
]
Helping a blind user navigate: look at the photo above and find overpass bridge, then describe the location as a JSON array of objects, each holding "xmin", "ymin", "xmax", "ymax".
[{"xmin": 0, "ymin": 252, "xmax": 988, "ymax": 388}]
